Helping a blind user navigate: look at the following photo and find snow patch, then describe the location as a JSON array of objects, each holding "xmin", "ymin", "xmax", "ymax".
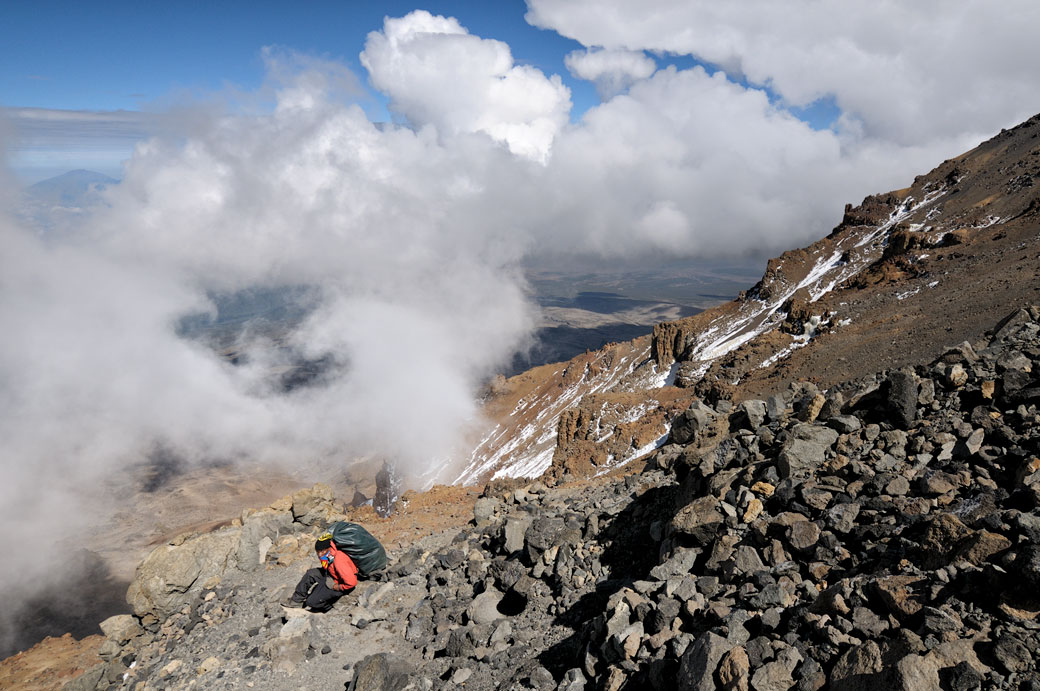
[{"xmin": 896, "ymin": 287, "xmax": 920, "ymax": 300}]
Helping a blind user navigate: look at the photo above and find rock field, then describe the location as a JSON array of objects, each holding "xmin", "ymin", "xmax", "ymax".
[{"xmin": 60, "ymin": 305, "xmax": 1040, "ymax": 690}]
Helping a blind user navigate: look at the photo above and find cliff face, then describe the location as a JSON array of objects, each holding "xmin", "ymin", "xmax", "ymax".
[{"xmin": 459, "ymin": 112, "xmax": 1040, "ymax": 485}]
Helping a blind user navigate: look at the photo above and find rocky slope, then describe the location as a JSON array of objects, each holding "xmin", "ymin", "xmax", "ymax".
[
  {"xmin": 61, "ymin": 304, "xmax": 1040, "ymax": 690},
  {"xmin": 455, "ymin": 112, "xmax": 1040, "ymax": 486}
]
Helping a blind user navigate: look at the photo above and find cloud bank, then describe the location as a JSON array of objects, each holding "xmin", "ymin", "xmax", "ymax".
[
  {"xmin": 526, "ymin": 0, "xmax": 1040, "ymax": 145},
  {"xmin": 2, "ymin": 5, "xmax": 1038, "ymax": 641}
]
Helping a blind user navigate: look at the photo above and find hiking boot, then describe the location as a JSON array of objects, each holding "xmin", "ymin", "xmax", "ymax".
[{"xmin": 282, "ymin": 597, "xmax": 304, "ymax": 609}]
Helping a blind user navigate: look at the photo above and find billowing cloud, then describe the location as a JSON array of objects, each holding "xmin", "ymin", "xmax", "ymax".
[
  {"xmin": 524, "ymin": 65, "xmax": 969, "ymax": 259},
  {"xmin": 526, "ymin": 0, "xmax": 1040, "ymax": 145},
  {"xmin": 0, "ymin": 59, "xmax": 539, "ymax": 615},
  {"xmin": 565, "ymin": 47, "xmax": 656, "ymax": 99},
  {"xmin": 360, "ymin": 10, "xmax": 571, "ymax": 161}
]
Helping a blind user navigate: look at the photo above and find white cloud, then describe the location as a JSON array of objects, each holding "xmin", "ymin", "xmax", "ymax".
[
  {"xmin": 564, "ymin": 47, "xmax": 656, "ymax": 99},
  {"xmin": 360, "ymin": 10, "xmax": 571, "ymax": 161},
  {"xmin": 526, "ymin": 0, "xmax": 1040, "ymax": 145},
  {"xmin": 0, "ymin": 60, "xmax": 539, "ymax": 602},
  {"xmin": 525, "ymin": 65, "xmax": 965, "ymax": 260}
]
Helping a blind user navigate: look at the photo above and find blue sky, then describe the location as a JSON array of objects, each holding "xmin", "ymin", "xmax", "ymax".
[
  {"xmin": 2, "ymin": 2, "xmax": 591, "ymax": 117},
  {"xmin": 0, "ymin": 0, "xmax": 840, "ymax": 182}
]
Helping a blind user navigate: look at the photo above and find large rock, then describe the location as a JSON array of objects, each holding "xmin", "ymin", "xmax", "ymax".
[
  {"xmin": 467, "ymin": 587, "xmax": 505, "ymax": 625},
  {"xmin": 892, "ymin": 654, "xmax": 941, "ymax": 691},
  {"xmin": 670, "ymin": 401, "xmax": 720, "ymax": 445},
  {"xmin": 830, "ymin": 640, "xmax": 883, "ymax": 691},
  {"xmin": 126, "ymin": 527, "xmax": 240, "ymax": 618},
  {"xmin": 670, "ymin": 497, "xmax": 724, "ymax": 545},
  {"xmin": 912, "ymin": 513, "xmax": 972, "ymax": 568},
  {"xmin": 677, "ymin": 631, "xmax": 734, "ymax": 691},
  {"xmin": 99, "ymin": 614, "xmax": 143, "ymax": 645},
  {"xmin": 236, "ymin": 508, "xmax": 292, "ymax": 572},
  {"xmin": 884, "ymin": 369, "xmax": 919, "ymax": 427},
  {"xmin": 777, "ymin": 439, "xmax": 828, "ymax": 478},
  {"xmin": 291, "ymin": 483, "xmax": 335, "ymax": 526},
  {"xmin": 503, "ymin": 516, "xmax": 532, "ymax": 554},
  {"xmin": 349, "ymin": 653, "xmax": 413, "ymax": 691}
]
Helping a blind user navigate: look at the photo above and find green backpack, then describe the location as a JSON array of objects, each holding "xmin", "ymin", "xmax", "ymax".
[{"xmin": 329, "ymin": 521, "xmax": 387, "ymax": 576}]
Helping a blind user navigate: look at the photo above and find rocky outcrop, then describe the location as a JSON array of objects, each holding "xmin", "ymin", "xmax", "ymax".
[
  {"xmin": 126, "ymin": 528, "xmax": 240, "ymax": 621},
  {"xmin": 126, "ymin": 484, "xmax": 337, "ymax": 622}
]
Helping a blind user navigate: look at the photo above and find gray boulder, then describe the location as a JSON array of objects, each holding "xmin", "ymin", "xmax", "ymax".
[
  {"xmin": 670, "ymin": 401, "xmax": 719, "ymax": 445},
  {"xmin": 677, "ymin": 631, "xmax": 734, "ymax": 691},
  {"xmin": 126, "ymin": 527, "xmax": 240, "ymax": 619}
]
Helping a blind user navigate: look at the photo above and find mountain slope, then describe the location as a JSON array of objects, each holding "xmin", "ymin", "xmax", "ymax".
[
  {"xmin": 58, "ymin": 303, "xmax": 1040, "ymax": 690},
  {"xmin": 453, "ymin": 112, "xmax": 1040, "ymax": 485}
]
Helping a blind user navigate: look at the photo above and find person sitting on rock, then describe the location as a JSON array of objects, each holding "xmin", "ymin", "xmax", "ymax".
[{"xmin": 283, "ymin": 535, "xmax": 357, "ymax": 611}]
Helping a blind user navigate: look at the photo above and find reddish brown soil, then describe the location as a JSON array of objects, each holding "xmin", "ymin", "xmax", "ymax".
[{"xmin": 0, "ymin": 634, "xmax": 103, "ymax": 691}]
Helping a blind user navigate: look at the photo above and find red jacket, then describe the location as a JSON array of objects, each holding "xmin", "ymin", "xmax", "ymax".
[{"xmin": 321, "ymin": 544, "xmax": 358, "ymax": 591}]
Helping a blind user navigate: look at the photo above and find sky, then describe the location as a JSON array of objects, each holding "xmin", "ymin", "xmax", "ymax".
[
  {"xmin": 1, "ymin": 0, "xmax": 825, "ymax": 182},
  {"xmin": 2, "ymin": 0, "xmax": 1040, "ymax": 633},
  {"xmin": 1, "ymin": 1, "xmax": 597, "ymax": 180}
]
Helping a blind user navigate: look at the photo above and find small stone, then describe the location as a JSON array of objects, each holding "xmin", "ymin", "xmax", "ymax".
[
  {"xmin": 828, "ymin": 415, "xmax": 862, "ymax": 433},
  {"xmin": 963, "ymin": 429, "xmax": 985, "ymax": 455},
  {"xmin": 670, "ymin": 496, "xmax": 724, "ymax": 545},
  {"xmin": 918, "ymin": 472, "xmax": 956, "ymax": 496},
  {"xmin": 851, "ymin": 606, "xmax": 888, "ymax": 638},
  {"xmin": 678, "ymin": 632, "xmax": 734, "ymax": 691},
  {"xmin": 451, "ymin": 667, "xmax": 473, "ymax": 684},
  {"xmin": 197, "ymin": 657, "xmax": 220, "ymax": 676},
  {"xmin": 946, "ymin": 364, "xmax": 969, "ymax": 387},
  {"xmin": 160, "ymin": 660, "xmax": 183, "ymax": 677},
  {"xmin": 473, "ymin": 497, "xmax": 499, "ymax": 525},
  {"xmin": 99, "ymin": 614, "xmax": 143, "ymax": 645},
  {"xmin": 885, "ymin": 476, "xmax": 911, "ymax": 496},
  {"xmin": 467, "ymin": 587, "xmax": 505, "ymax": 625},
  {"xmin": 503, "ymin": 517, "xmax": 531, "ymax": 554},
  {"xmin": 827, "ymin": 503, "xmax": 861, "ymax": 534},
  {"xmin": 743, "ymin": 498, "xmax": 764, "ymax": 523},
  {"xmin": 752, "ymin": 482, "xmax": 776, "ymax": 497}
]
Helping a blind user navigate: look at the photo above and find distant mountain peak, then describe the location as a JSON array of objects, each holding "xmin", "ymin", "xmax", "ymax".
[{"xmin": 25, "ymin": 169, "xmax": 119, "ymax": 208}]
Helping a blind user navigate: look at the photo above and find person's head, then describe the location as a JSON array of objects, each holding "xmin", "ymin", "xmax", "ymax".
[{"xmin": 315, "ymin": 537, "xmax": 334, "ymax": 565}]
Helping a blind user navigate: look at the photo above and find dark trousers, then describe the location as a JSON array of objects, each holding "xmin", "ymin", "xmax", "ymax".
[{"xmin": 292, "ymin": 568, "xmax": 342, "ymax": 611}]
